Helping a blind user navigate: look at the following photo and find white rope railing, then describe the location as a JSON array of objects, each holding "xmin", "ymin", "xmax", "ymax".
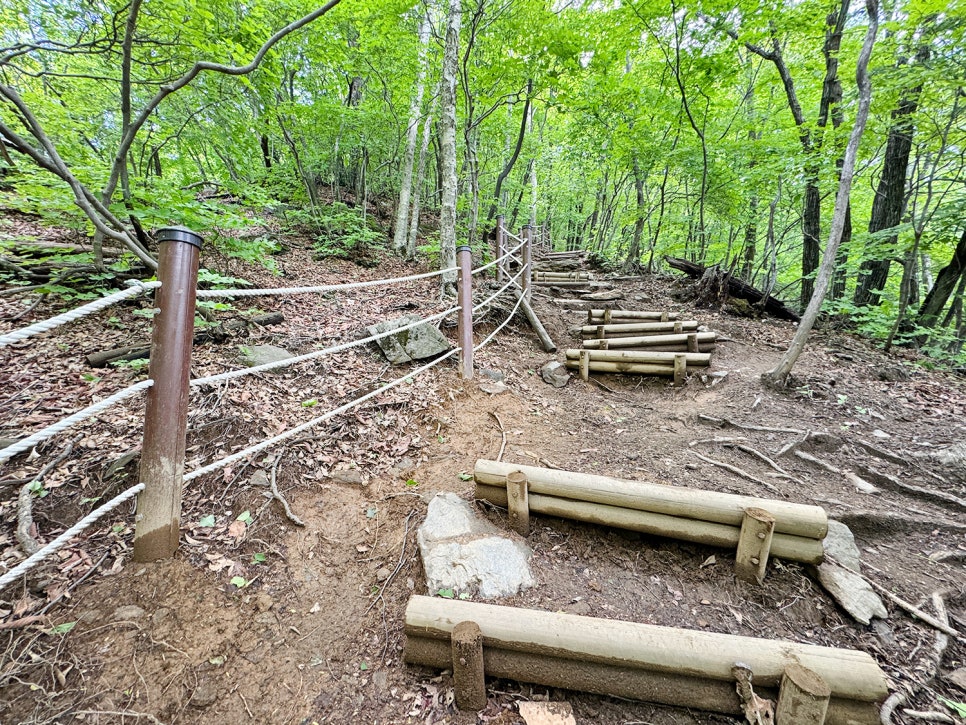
[
  {"xmin": 194, "ymin": 266, "xmax": 459, "ymax": 299},
  {"xmin": 184, "ymin": 348, "xmax": 460, "ymax": 482},
  {"xmin": 474, "ymin": 291, "xmax": 526, "ymax": 352},
  {"xmin": 0, "ymin": 483, "xmax": 144, "ymax": 592},
  {"xmin": 190, "ymin": 305, "xmax": 460, "ymax": 386},
  {"xmin": 472, "ymin": 268, "xmax": 525, "ymax": 315},
  {"xmin": 0, "ymin": 281, "xmax": 161, "ymax": 348},
  {"xmin": 504, "ymin": 230, "xmax": 524, "ymax": 244},
  {"xmin": 0, "ymin": 380, "xmax": 155, "ymax": 464},
  {"xmin": 471, "ymin": 238, "xmax": 527, "ymax": 276}
]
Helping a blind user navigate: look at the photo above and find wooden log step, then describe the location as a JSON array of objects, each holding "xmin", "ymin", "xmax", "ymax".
[
  {"xmin": 582, "ymin": 343, "xmax": 716, "ymax": 354},
  {"xmin": 473, "ymin": 460, "xmax": 828, "ymax": 539},
  {"xmin": 404, "ymin": 597, "xmax": 888, "ymax": 723},
  {"xmin": 564, "ymin": 349, "xmax": 711, "ymax": 366},
  {"xmin": 535, "ymin": 280, "xmax": 591, "ymax": 288},
  {"xmin": 564, "ymin": 360, "xmax": 679, "ymax": 376},
  {"xmin": 587, "ymin": 309, "xmax": 681, "ymax": 322},
  {"xmin": 580, "ymin": 321, "xmax": 699, "ymax": 337},
  {"xmin": 475, "ymin": 482, "xmax": 824, "ymax": 563},
  {"xmin": 581, "ymin": 332, "xmax": 717, "ymax": 348}
]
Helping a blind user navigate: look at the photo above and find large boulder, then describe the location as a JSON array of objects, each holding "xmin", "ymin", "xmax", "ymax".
[
  {"xmin": 417, "ymin": 493, "xmax": 533, "ymax": 599},
  {"xmin": 367, "ymin": 315, "xmax": 451, "ymax": 364}
]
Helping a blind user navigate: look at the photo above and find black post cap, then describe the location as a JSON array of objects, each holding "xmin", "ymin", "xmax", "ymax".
[{"xmin": 156, "ymin": 226, "xmax": 203, "ymax": 249}]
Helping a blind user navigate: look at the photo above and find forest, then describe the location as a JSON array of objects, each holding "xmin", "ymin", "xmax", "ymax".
[{"xmin": 0, "ymin": 0, "xmax": 964, "ymax": 362}]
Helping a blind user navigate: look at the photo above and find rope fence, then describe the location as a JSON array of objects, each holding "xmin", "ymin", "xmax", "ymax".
[
  {"xmin": 0, "ymin": 280, "xmax": 161, "ymax": 348},
  {"xmin": 0, "ymin": 219, "xmax": 540, "ymax": 590}
]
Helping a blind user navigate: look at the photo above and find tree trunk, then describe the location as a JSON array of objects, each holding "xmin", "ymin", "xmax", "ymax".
[
  {"xmin": 393, "ymin": 14, "xmax": 431, "ymax": 254},
  {"xmin": 439, "ymin": 0, "xmax": 461, "ymax": 295},
  {"xmin": 916, "ymin": 226, "xmax": 966, "ymax": 331},
  {"xmin": 763, "ymin": 0, "xmax": 879, "ymax": 386},
  {"xmin": 623, "ymin": 159, "xmax": 646, "ymax": 273},
  {"xmin": 853, "ymin": 61, "xmax": 924, "ymax": 307},
  {"xmin": 406, "ymin": 100, "xmax": 436, "ymax": 259},
  {"xmin": 487, "ymin": 82, "xmax": 532, "ymax": 223}
]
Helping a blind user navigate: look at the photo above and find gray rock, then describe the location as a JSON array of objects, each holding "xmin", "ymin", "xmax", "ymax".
[
  {"xmin": 480, "ymin": 369, "xmax": 505, "ymax": 382},
  {"xmin": 541, "ymin": 361, "xmax": 570, "ymax": 388},
  {"xmin": 239, "ymin": 344, "xmax": 294, "ymax": 371},
  {"xmin": 190, "ymin": 683, "xmax": 218, "ymax": 709},
  {"xmin": 112, "ymin": 605, "xmax": 146, "ymax": 621},
  {"xmin": 915, "ymin": 442, "xmax": 966, "ymax": 483},
  {"xmin": 948, "ymin": 666, "xmax": 966, "ymax": 691},
  {"xmin": 417, "ymin": 493, "xmax": 533, "ymax": 599},
  {"xmin": 331, "ymin": 469, "xmax": 365, "ymax": 485},
  {"xmin": 479, "ymin": 379, "xmax": 508, "ymax": 395},
  {"xmin": 813, "ymin": 521, "xmax": 887, "ymax": 625},
  {"xmin": 392, "ymin": 457, "xmax": 416, "ymax": 479},
  {"xmin": 367, "ymin": 315, "xmax": 451, "ymax": 364}
]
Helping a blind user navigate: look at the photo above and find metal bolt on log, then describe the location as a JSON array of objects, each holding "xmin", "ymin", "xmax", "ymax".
[
  {"xmin": 133, "ymin": 226, "xmax": 202, "ymax": 562},
  {"xmin": 506, "ymin": 470, "xmax": 530, "ymax": 536},
  {"xmin": 736, "ymin": 507, "xmax": 776, "ymax": 584},
  {"xmin": 451, "ymin": 620, "xmax": 486, "ymax": 710}
]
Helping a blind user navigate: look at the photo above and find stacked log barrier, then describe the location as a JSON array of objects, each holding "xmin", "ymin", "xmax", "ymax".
[
  {"xmin": 564, "ymin": 349, "xmax": 709, "ymax": 385},
  {"xmin": 404, "ymin": 596, "xmax": 888, "ymax": 725},
  {"xmin": 587, "ymin": 309, "xmax": 681, "ymax": 323},
  {"xmin": 473, "ymin": 459, "xmax": 827, "ymax": 564}
]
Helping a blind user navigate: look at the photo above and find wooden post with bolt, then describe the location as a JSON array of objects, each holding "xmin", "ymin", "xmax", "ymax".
[
  {"xmin": 496, "ymin": 215, "xmax": 506, "ymax": 284},
  {"xmin": 506, "ymin": 470, "xmax": 530, "ymax": 536},
  {"xmin": 452, "ymin": 620, "xmax": 486, "ymax": 710},
  {"xmin": 457, "ymin": 244, "xmax": 474, "ymax": 379},
  {"xmin": 133, "ymin": 226, "xmax": 202, "ymax": 561},
  {"xmin": 776, "ymin": 664, "xmax": 831, "ymax": 723},
  {"xmin": 521, "ymin": 224, "xmax": 532, "ymax": 301},
  {"xmin": 736, "ymin": 507, "xmax": 776, "ymax": 584}
]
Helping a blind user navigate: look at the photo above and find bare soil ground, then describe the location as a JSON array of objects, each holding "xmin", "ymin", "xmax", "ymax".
[{"xmin": 1, "ymin": 215, "xmax": 965, "ymax": 725}]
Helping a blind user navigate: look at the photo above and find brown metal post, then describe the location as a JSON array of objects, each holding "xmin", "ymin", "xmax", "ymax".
[
  {"xmin": 496, "ymin": 215, "xmax": 506, "ymax": 284},
  {"xmin": 133, "ymin": 226, "xmax": 202, "ymax": 561},
  {"xmin": 522, "ymin": 225, "xmax": 532, "ymax": 302},
  {"xmin": 457, "ymin": 244, "xmax": 474, "ymax": 379}
]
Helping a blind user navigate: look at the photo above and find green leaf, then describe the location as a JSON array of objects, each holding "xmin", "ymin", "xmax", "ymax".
[
  {"xmin": 458, "ymin": 472, "xmax": 473, "ymax": 481},
  {"xmin": 198, "ymin": 515, "xmax": 216, "ymax": 527},
  {"xmin": 366, "ymin": 506, "xmax": 378, "ymax": 518},
  {"xmin": 940, "ymin": 697, "xmax": 966, "ymax": 717},
  {"xmin": 208, "ymin": 655, "xmax": 225, "ymax": 666},
  {"xmin": 49, "ymin": 621, "xmax": 76, "ymax": 635},
  {"xmin": 405, "ymin": 479, "xmax": 419, "ymax": 487},
  {"xmin": 359, "ymin": 661, "xmax": 369, "ymax": 671},
  {"xmin": 237, "ymin": 510, "xmax": 253, "ymax": 524},
  {"xmin": 302, "ymin": 398, "xmax": 318, "ymax": 407},
  {"xmin": 437, "ymin": 588, "xmax": 454, "ymax": 599},
  {"xmin": 230, "ymin": 576, "xmax": 248, "ymax": 588},
  {"xmin": 251, "ymin": 552, "xmax": 267, "ymax": 564}
]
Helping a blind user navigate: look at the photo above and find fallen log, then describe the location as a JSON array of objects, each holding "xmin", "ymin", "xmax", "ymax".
[
  {"xmin": 664, "ymin": 255, "xmax": 800, "ymax": 322},
  {"xmin": 564, "ymin": 349, "xmax": 711, "ymax": 366},
  {"xmin": 474, "ymin": 459, "xmax": 828, "ymax": 540},
  {"xmin": 581, "ymin": 332, "xmax": 717, "ymax": 349},
  {"xmin": 580, "ymin": 321, "xmax": 699, "ymax": 337},
  {"xmin": 404, "ymin": 596, "xmax": 887, "ymax": 724},
  {"xmin": 513, "ymin": 290, "xmax": 556, "ymax": 352},
  {"xmin": 565, "ymin": 359, "xmax": 682, "ymax": 377}
]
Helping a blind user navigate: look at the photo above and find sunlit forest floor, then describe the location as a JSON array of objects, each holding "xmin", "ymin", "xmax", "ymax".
[{"xmin": 1, "ymin": 211, "xmax": 965, "ymax": 724}]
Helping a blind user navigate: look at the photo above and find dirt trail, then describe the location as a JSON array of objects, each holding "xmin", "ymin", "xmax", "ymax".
[{"xmin": 2, "ymin": 242, "xmax": 965, "ymax": 724}]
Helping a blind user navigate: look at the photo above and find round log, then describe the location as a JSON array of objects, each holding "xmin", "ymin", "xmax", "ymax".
[
  {"xmin": 565, "ymin": 360, "xmax": 678, "ymax": 376},
  {"xmin": 565, "ymin": 349, "xmax": 711, "ymax": 366},
  {"xmin": 404, "ymin": 596, "xmax": 888, "ymax": 704},
  {"xmin": 581, "ymin": 332, "xmax": 716, "ymax": 347},
  {"xmin": 579, "ymin": 321, "xmax": 699, "ymax": 336},
  {"xmin": 473, "ymin": 459, "xmax": 828, "ymax": 540},
  {"xmin": 475, "ymin": 484, "xmax": 824, "ymax": 564}
]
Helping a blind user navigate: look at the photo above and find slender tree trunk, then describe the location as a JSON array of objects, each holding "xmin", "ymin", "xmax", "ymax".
[
  {"xmin": 439, "ymin": 0, "xmax": 461, "ymax": 295},
  {"xmin": 764, "ymin": 0, "xmax": 879, "ymax": 386},
  {"xmin": 487, "ymin": 81, "xmax": 532, "ymax": 223},
  {"xmin": 623, "ymin": 159, "xmax": 646, "ymax": 273},
  {"xmin": 406, "ymin": 100, "xmax": 436, "ymax": 258},
  {"xmin": 393, "ymin": 14, "xmax": 431, "ymax": 254}
]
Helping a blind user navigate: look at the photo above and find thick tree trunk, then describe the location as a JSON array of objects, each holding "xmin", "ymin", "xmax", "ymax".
[
  {"xmin": 393, "ymin": 14, "xmax": 431, "ymax": 254},
  {"xmin": 623, "ymin": 159, "xmax": 646, "ymax": 273},
  {"xmin": 764, "ymin": 0, "xmax": 879, "ymax": 386},
  {"xmin": 439, "ymin": 0, "xmax": 461, "ymax": 294},
  {"xmin": 853, "ymin": 86, "xmax": 922, "ymax": 307},
  {"xmin": 916, "ymin": 226, "xmax": 966, "ymax": 331}
]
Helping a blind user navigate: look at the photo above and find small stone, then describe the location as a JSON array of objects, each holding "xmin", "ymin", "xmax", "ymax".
[
  {"xmin": 331, "ymin": 469, "xmax": 365, "ymax": 485},
  {"xmin": 112, "ymin": 605, "xmax": 146, "ymax": 621},
  {"xmin": 372, "ymin": 670, "xmax": 389, "ymax": 693},
  {"xmin": 518, "ymin": 701, "xmax": 576, "ymax": 725},
  {"xmin": 480, "ymin": 369, "xmax": 505, "ymax": 382},
  {"xmin": 479, "ymin": 380, "xmax": 508, "ymax": 395},
  {"xmin": 249, "ymin": 471, "xmax": 270, "ymax": 487},
  {"xmin": 540, "ymin": 361, "xmax": 570, "ymax": 388},
  {"xmin": 189, "ymin": 683, "xmax": 218, "ymax": 709},
  {"xmin": 239, "ymin": 344, "xmax": 294, "ymax": 371},
  {"xmin": 392, "ymin": 457, "xmax": 416, "ymax": 479},
  {"xmin": 254, "ymin": 593, "xmax": 273, "ymax": 613},
  {"xmin": 947, "ymin": 666, "xmax": 966, "ymax": 691},
  {"xmin": 376, "ymin": 567, "xmax": 391, "ymax": 582}
]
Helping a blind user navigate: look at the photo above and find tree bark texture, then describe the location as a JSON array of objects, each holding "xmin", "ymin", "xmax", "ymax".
[{"xmin": 439, "ymin": 0, "xmax": 461, "ymax": 293}]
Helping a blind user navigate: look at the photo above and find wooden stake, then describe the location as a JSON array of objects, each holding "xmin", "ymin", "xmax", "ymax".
[
  {"xmin": 687, "ymin": 333, "xmax": 699, "ymax": 352},
  {"xmin": 603, "ymin": 308, "xmax": 612, "ymax": 324},
  {"xmin": 506, "ymin": 470, "xmax": 530, "ymax": 536},
  {"xmin": 451, "ymin": 620, "xmax": 486, "ymax": 711},
  {"xmin": 776, "ymin": 664, "xmax": 831, "ymax": 724},
  {"xmin": 736, "ymin": 507, "xmax": 776, "ymax": 584},
  {"xmin": 673, "ymin": 321, "xmax": 683, "ymax": 333},
  {"xmin": 661, "ymin": 311, "xmax": 669, "ymax": 322},
  {"xmin": 673, "ymin": 354, "xmax": 686, "ymax": 387},
  {"xmin": 579, "ymin": 350, "xmax": 590, "ymax": 381}
]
